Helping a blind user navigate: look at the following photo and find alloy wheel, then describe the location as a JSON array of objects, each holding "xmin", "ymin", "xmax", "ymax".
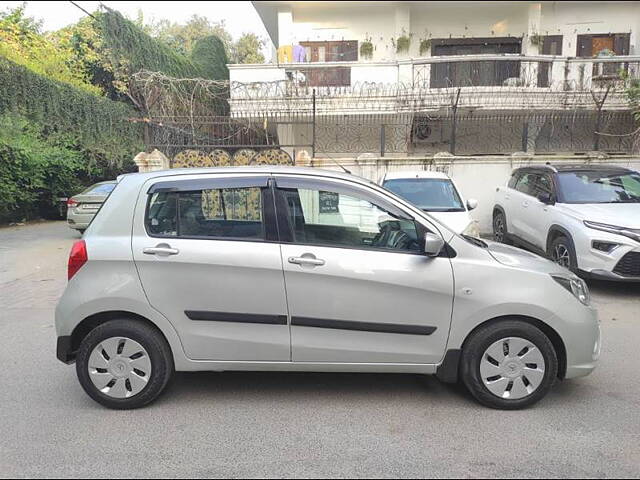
[
  {"xmin": 87, "ymin": 337, "xmax": 151, "ymax": 399},
  {"xmin": 553, "ymin": 243, "xmax": 571, "ymax": 268},
  {"xmin": 480, "ymin": 337, "xmax": 546, "ymax": 400},
  {"xmin": 493, "ymin": 215, "xmax": 505, "ymax": 242}
]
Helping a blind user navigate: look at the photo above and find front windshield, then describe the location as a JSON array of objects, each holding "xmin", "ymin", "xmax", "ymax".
[
  {"xmin": 557, "ymin": 171, "xmax": 640, "ymax": 204},
  {"xmin": 383, "ymin": 178, "xmax": 465, "ymax": 212}
]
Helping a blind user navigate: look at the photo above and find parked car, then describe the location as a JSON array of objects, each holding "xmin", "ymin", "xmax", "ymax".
[
  {"xmin": 56, "ymin": 167, "xmax": 599, "ymax": 410},
  {"xmin": 380, "ymin": 170, "xmax": 479, "ymax": 236},
  {"xmin": 493, "ymin": 164, "xmax": 640, "ymax": 281},
  {"xmin": 66, "ymin": 181, "xmax": 117, "ymax": 233}
]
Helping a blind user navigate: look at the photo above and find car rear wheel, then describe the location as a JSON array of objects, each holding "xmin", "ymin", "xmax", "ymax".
[
  {"xmin": 492, "ymin": 211, "xmax": 511, "ymax": 244},
  {"xmin": 461, "ymin": 320, "xmax": 558, "ymax": 409},
  {"xmin": 76, "ymin": 319, "xmax": 173, "ymax": 409}
]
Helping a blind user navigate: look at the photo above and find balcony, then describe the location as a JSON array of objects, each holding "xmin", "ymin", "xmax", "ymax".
[{"xmin": 228, "ymin": 55, "xmax": 640, "ymax": 116}]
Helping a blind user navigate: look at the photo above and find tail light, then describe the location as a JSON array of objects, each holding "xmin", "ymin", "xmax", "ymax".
[
  {"xmin": 68, "ymin": 240, "xmax": 88, "ymax": 280},
  {"xmin": 67, "ymin": 198, "xmax": 78, "ymax": 208}
]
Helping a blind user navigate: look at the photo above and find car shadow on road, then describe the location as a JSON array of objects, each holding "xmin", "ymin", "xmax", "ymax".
[
  {"xmin": 586, "ymin": 279, "xmax": 640, "ymax": 298},
  {"xmin": 160, "ymin": 371, "xmax": 478, "ymax": 407}
]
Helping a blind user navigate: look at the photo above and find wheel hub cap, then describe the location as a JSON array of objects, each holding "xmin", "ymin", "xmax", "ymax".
[
  {"xmin": 88, "ymin": 337, "xmax": 151, "ymax": 399},
  {"xmin": 480, "ymin": 337, "xmax": 546, "ymax": 400}
]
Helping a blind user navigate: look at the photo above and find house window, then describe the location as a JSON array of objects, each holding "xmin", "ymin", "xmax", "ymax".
[
  {"xmin": 577, "ymin": 33, "xmax": 631, "ymax": 78},
  {"xmin": 298, "ymin": 40, "xmax": 357, "ymax": 87},
  {"xmin": 430, "ymin": 37, "xmax": 522, "ymax": 88}
]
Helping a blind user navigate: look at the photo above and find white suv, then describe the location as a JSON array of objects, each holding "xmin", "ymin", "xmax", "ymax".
[
  {"xmin": 56, "ymin": 166, "xmax": 600, "ymax": 410},
  {"xmin": 493, "ymin": 164, "xmax": 640, "ymax": 280}
]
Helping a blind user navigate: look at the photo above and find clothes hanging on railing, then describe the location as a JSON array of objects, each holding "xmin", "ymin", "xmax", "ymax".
[
  {"xmin": 277, "ymin": 45, "xmax": 293, "ymax": 63},
  {"xmin": 293, "ymin": 44, "xmax": 306, "ymax": 63}
]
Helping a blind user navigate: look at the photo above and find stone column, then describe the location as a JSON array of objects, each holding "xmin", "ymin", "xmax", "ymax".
[{"xmin": 133, "ymin": 149, "xmax": 171, "ymax": 173}]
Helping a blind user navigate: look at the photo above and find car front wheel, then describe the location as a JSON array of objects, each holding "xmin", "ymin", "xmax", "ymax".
[
  {"xmin": 549, "ymin": 235, "xmax": 578, "ymax": 273},
  {"xmin": 460, "ymin": 320, "xmax": 558, "ymax": 409},
  {"xmin": 76, "ymin": 319, "xmax": 173, "ymax": 409}
]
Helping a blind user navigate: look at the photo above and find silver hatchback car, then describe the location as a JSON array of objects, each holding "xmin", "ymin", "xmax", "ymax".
[{"xmin": 55, "ymin": 167, "xmax": 600, "ymax": 410}]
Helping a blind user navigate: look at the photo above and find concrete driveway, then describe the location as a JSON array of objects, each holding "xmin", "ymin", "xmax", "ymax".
[{"xmin": 1, "ymin": 221, "xmax": 639, "ymax": 478}]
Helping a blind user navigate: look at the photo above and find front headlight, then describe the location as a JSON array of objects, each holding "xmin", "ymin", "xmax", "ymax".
[
  {"xmin": 551, "ymin": 275, "xmax": 591, "ymax": 306},
  {"xmin": 584, "ymin": 221, "xmax": 640, "ymax": 243},
  {"xmin": 462, "ymin": 220, "xmax": 480, "ymax": 238}
]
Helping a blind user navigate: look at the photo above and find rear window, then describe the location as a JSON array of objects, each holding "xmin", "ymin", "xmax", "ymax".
[
  {"xmin": 82, "ymin": 183, "xmax": 116, "ymax": 195},
  {"xmin": 146, "ymin": 187, "xmax": 264, "ymax": 239}
]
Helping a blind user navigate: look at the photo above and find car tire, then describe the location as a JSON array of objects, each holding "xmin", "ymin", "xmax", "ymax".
[
  {"xmin": 460, "ymin": 320, "xmax": 558, "ymax": 410},
  {"xmin": 76, "ymin": 319, "xmax": 173, "ymax": 409},
  {"xmin": 549, "ymin": 235, "xmax": 578, "ymax": 273},
  {"xmin": 492, "ymin": 210, "xmax": 511, "ymax": 244}
]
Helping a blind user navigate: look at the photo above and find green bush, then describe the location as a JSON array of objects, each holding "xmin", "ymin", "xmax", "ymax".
[
  {"xmin": 0, "ymin": 57, "xmax": 142, "ymax": 172},
  {"xmin": 0, "ymin": 114, "xmax": 85, "ymax": 222}
]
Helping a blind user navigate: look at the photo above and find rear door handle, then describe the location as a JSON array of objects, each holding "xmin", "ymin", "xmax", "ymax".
[
  {"xmin": 288, "ymin": 255, "xmax": 325, "ymax": 267},
  {"xmin": 143, "ymin": 244, "xmax": 179, "ymax": 256}
]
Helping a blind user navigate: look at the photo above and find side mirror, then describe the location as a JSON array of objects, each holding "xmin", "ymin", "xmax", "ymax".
[
  {"xmin": 537, "ymin": 192, "xmax": 554, "ymax": 205},
  {"xmin": 466, "ymin": 198, "xmax": 478, "ymax": 211},
  {"xmin": 424, "ymin": 232, "xmax": 445, "ymax": 257}
]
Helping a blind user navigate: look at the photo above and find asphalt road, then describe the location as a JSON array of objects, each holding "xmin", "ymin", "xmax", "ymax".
[{"xmin": 1, "ymin": 221, "xmax": 639, "ymax": 478}]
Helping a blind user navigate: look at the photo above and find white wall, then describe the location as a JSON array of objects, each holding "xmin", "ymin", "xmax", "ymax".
[{"xmin": 300, "ymin": 155, "xmax": 640, "ymax": 234}]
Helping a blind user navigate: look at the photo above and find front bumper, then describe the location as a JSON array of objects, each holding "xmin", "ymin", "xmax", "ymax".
[
  {"xmin": 563, "ymin": 306, "xmax": 601, "ymax": 380},
  {"xmin": 56, "ymin": 336, "xmax": 75, "ymax": 364},
  {"xmin": 575, "ymin": 229, "xmax": 640, "ymax": 282}
]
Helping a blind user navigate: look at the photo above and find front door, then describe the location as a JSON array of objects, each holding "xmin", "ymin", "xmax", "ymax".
[
  {"xmin": 274, "ymin": 175, "xmax": 454, "ymax": 365},
  {"xmin": 132, "ymin": 174, "xmax": 290, "ymax": 361}
]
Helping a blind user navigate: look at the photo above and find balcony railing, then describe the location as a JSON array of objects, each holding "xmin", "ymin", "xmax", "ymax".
[{"xmin": 230, "ymin": 54, "xmax": 640, "ymax": 94}]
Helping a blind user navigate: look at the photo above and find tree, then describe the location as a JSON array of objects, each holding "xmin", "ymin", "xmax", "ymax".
[
  {"xmin": 148, "ymin": 14, "xmax": 233, "ymax": 57},
  {"xmin": 233, "ymin": 33, "xmax": 265, "ymax": 64},
  {"xmin": 145, "ymin": 14, "xmax": 265, "ymax": 64},
  {"xmin": 0, "ymin": 5, "xmax": 100, "ymax": 94}
]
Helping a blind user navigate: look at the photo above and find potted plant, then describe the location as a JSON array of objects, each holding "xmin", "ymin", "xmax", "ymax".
[
  {"xmin": 360, "ymin": 36, "xmax": 374, "ymax": 60},
  {"xmin": 394, "ymin": 28, "xmax": 411, "ymax": 55},
  {"xmin": 419, "ymin": 38, "xmax": 432, "ymax": 57}
]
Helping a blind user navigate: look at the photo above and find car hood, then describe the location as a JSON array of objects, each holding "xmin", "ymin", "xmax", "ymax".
[
  {"xmin": 484, "ymin": 240, "xmax": 568, "ymax": 276},
  {"xmin": 557, "ymin": 203, "xmax": 640, "ymax": 228},
  {"xmin": 426, "ymin": 210, "xmax": 472, "ymax": 234}
]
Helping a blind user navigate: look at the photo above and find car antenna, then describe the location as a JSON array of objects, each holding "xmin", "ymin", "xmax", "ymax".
[{"xmin": 324, "ymin": 153, "xmax": 352, "ymax": 174}]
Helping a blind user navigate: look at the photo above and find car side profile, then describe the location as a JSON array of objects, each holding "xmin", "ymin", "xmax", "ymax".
[
  {"xmin": 55, "ymin": 167, "xmax": 600, "ymax": 410},
  {"xmin": 493, "ymin": 164, "xmax": 640, "ymax": 281}
]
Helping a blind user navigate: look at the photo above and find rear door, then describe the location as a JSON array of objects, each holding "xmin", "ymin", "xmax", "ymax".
[
  {"xmin": 274, "ymin": 175, "xmax": 454, "ymax": 365},
  {"xmin": 132, "ymin": 173, "xmax": 290, "ymax": 361},
  {"xmin": 509, "ymin": 171, "xmax": 538, "ymax": 240}
]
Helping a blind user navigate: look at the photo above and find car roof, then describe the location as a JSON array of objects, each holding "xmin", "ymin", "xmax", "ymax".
[
  {"xmin": 117, "ymin": 166, "xmax": 375, "ymax": 188},
  {"xmin": 382, "ymin": 170, "xmax": 450, "ymax": 181},
  {"xmin": 513, "ymin": 164, "xmax": 634, "ymax": 175}
]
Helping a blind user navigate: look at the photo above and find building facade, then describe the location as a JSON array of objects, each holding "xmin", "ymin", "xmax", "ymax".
[{"xmin": 227, "ymin": 1, "xmax": 640, "ymax": 230}]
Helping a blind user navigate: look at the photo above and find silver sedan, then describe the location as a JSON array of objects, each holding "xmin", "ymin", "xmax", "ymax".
[{"xmin": 66, "ymin": 181, "xmax": 116, "ymax": 233}]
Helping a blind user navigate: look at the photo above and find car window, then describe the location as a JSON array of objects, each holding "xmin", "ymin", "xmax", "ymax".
[
  {"xmin": 382, "ymin": 178, "xmax": 464, "ymax": 212},
  {"xmin": 279, "ymin": 186, "xmax": 420, "ymax": 253},
  {"xmin": 514, "ymin": 173, "xmax": 537, "ymax": 196},
  {"xmin": 82, "ymin": 183, "xmax": 116, "ymax": 195},
  {"xmin": 557, "ymin": 171, "xmax": 640, "ymax": 204},
  {"xmin": 508, "ymin": 173, "xmax": 520, "ymax": 189},
  {"xmin": 531, "ymin": 174, "xmax": 553, "ymax": 198},
  {"xmin": 146, "ymin": 187, "xmax": 264, "ymax": 239}
]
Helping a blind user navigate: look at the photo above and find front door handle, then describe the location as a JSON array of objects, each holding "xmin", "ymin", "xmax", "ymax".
[
  {"xmin": 143, "ymin": 244, "xmax": 179, "ymax": 256},
  {"xmin": 522, "ymin": 200, "xmax": 529, "ymax": 207},
  {"xmin": 288, "ymin": 254, "xmax": 325, "ymax": 267}
]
